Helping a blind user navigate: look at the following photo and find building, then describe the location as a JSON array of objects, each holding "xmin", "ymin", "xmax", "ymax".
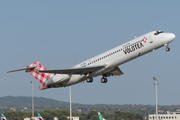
[
  {"xmin": 24, "ymin": 117, "xmax": 39, "ymax": 120},
  {"xmin": 53, "ymin": 117, "xmax": 58, "ymax": 120},
  {"xmin": 149, "ymin": 112, "xmax": 180, "ymax": 120},
  {"xmin": 25, "ymin": 117, "xmax": 38, "ymax": 120},
  {"xmin": 24, "ymin": 118, "xmax": 30, "ymax": 120},
  {"xmin": 67, "ymin": 116, "xmax": 79, "ymax": 120}
]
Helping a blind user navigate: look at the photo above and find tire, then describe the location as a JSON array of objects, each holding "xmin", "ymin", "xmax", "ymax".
[
  {"xmin": 90, "ymin": 78, "xmax": 93, "ymax": 82},
  {"xmin": 166, "ymin": 47, "xmax": 170, "ymax": 51},
  {"xmin": 104, "ymin": 78, "xmax": 108, "ymax": 83},
  {"xmin": 101, "ymin": 78, "xmax": 104, "ymax": 83},
  {"xmin": 86, "ymin": 78, "xmax": 90, "ymax": 83}
]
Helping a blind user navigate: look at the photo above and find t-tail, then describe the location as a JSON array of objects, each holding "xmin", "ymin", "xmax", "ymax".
[
  {"xmin": 1, "ymin": 114, "xmax": 7, "ymax": 120},
  {"xmin": 98, "ymin": 112, "xmax": 106, "ymax": 120},
  {"xmin": 7, "ymin": 62, "xmax": 55, "ymax": 90},
  {"xmin": 37, "ymin": 114, "xmax": 44, "ymax": 120}
]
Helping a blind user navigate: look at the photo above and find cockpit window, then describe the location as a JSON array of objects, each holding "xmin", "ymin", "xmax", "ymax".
[{"xmin": 154, "ymin": 31, "xmax": 164, "ymax": 35}]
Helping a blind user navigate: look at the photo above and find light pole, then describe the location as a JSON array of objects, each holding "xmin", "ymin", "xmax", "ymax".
[
  {"xmin": 31, "ymin": 81, "xmax": 34, "ymax": 120},
  {"xmin": 70, "ymin": 86, "xmax": 72, "ymax": 120},
  {"xmin": 153, "ymin": 77, "xmax": 158, "ymax": 120}
]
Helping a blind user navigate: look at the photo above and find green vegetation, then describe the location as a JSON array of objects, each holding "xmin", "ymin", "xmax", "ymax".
[
  {"xmin": 2, "ymin": 110, "xmax": 143, "ymax": 120},
  {"xmin": 0, "ymin": 96, "xmax": 180, "ymax": 119}
]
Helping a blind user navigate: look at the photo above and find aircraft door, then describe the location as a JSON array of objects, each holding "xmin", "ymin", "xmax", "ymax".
[{"xmin": 148, "ymin": 36, "xmax": 153, "ymax": 44}]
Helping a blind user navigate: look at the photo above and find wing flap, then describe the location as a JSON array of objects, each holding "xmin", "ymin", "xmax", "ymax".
[
  {"xmin": 109, "ymin": 67, "xmax": 124, "ymax": 76},
  {"xmin": 38, "ymin": 66, "xmax": 105, "ymax": 75}
]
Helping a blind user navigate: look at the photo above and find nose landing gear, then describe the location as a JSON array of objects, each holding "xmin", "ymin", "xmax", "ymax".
[
  {"xmin": 166, "ymin": 47, "xmax": 170, "ymax": 51},
  {"xmin": 165, "ymin": 43, "xmax": 170, "ymax": 51}
]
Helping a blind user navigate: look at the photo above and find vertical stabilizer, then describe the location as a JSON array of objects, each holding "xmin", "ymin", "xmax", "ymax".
[
  {"xmin": 98, "ymin": 112, "xmax": 106, "ymax": 120},
  {"xmin": 1, "ymin": 114, "xmax": 7, "ymax": 120},
  {"xmin": 37, "ymin": 114, "xmax": 44, "ymax": 120}
]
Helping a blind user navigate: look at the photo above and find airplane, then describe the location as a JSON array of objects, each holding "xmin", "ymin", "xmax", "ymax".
[
  {"xmin": 98, "ymin": 112, "xmax": 106, "ymax": 120},
  {"xmin": 7, "ymin": 31, "xmax": 175, "ymax": 90},
  {"xmin": 37, "ymin": 114, "xmax": 43, "ymax": 120},
  {"xmin": 1, "ymin": 114, "xmax": 7, "ymax": 120}
]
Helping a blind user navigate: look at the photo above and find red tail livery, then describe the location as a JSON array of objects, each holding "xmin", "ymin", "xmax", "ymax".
[{"xmin": 26, "ymin": 62, "xmax": 54, "ymax": 84}]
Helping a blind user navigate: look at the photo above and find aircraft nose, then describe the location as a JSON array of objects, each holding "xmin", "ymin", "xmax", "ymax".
[{"xmin": 169, "ymin": 33, "xmax": 175, "ymax": 40}]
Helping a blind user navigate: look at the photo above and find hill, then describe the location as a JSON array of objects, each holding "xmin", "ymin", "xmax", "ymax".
[
  {"xmin": 0, "ymin": 96, "xmax": 180, "ymax": 119},
  {"xmin": 0, "ymin": 96, "xmax": 68, "ymax": 106}
]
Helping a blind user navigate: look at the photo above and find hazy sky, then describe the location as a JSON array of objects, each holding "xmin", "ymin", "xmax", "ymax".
[{"xmin": 1, "ymin": 1, "xmax": 180, "ymax": 105}]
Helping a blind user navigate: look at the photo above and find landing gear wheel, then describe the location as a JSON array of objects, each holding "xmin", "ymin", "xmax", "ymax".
[
  {"xmin": 86, "ymin": 77, "xmax": 93, "ymax": 83},
  {"xmin": 101, "ymin": 77, "xmax": 108, "ymax": 83},
  {"xmin": 90, "ymin": 78, "xmax": 93, "ymax": 82},
  {"xmin": 104, "ymin": 78, "xmax": 108, "ymax": 83},
  {"xmin": 86, "ymin": 77, "xmax": 90, "ymax": 82},
  {"xmin": 101, "ymin": 78, "xmax": 104, "ymax": 83},
  {"xmin": 166, "ymin": 47, "xmax": 170, "ymax": 51}
]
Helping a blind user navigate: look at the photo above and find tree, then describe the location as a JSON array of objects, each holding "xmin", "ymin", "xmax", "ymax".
[
  {"xmin": 87, "ymin": 111, "xmax": 98, "ymax": 120},
  {"xmin": 136, "ymin": 114, "xmax": 143, "ymax": 120},
  {"xmin": 59, "ymin": 115, "xmax": 68, "ymax": 120},
  {"xmin": 90, "ymin": 115, "xmax": 98, "ymax": 120}
]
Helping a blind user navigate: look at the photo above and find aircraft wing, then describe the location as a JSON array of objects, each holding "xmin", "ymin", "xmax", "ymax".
[
  {"xmin": 102, "ymin": 67, "xmax": 124, "ymax": 76},
  {"xmin": 38, "ymin": 66, "xmax": 105, "ymax": 75}
]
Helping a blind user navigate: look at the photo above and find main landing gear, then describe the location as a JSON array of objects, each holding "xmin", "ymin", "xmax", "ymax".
[
  {"xmin": 101, "ymin": 77, "xmax": 108, "ymax": 83},
  {"xmin": 86, "ymin": 76, "xmax": 108, "ymax": 83},
  {"xmin": 86, "ymin": 77, "xmax": 93, "ymax": 83}
]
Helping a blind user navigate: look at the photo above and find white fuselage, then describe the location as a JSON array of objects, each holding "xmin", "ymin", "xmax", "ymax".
[{"xmin": 45, "ymin": 31, "xmax": 175, "ymax": 88}]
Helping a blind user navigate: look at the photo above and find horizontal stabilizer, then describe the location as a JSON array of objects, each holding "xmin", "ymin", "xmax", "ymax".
[
  {"xmin": 38, "ymin": 66, "xmax": 105, "ymax": 75},
  {"xmin": 7, "ymin": 66, "xmax": 38, "ymax": 73},
  {"xmin": 7, "ymin": 62, "xmax": 54, "ymax": 85}
]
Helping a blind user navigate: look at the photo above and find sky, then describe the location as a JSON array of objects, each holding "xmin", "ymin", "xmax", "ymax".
[{"xmin": 1, "ymin": 1, "xmax": 180, "ymax": 106}]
